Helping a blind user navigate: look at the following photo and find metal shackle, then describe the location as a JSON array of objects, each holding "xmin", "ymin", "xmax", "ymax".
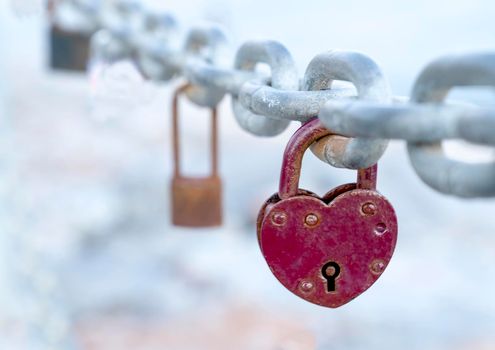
[
  {"xmin": 304, "ymin": 50, "xmax": 391, "ymax": 169},
  {"xmin": 182, "ymin": 23, "xmax": 229, "ymax": 107},
  {"xmin": 279, "ymin": 118, "xmax": 377, "ymax": 200},
  {"xmin": 172, "ymin": 84, "xmax": 219, "ymax": 178},
  {"xmin": 233, "ymin": 40, "xmax": 299, "ymax": 136},
  {"xmin": 407, "ymin": 52, "xmax": 495, "ymax": 197}
]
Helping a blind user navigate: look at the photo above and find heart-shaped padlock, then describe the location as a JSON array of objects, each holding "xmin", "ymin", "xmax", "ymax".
[{"xmin": 257, "ymin": 118, "xmax": 398, "ymax": 308}]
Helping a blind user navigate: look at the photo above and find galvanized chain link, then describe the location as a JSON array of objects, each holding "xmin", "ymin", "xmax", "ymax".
[
  {"xmin": 320, "ymin": 52, "xmax": 495, "ymax": 198},
  {"xmin": 53, "ymin": 0, "xmax": 495, "ymax": 198},
  {"xmin": 232, "ymin": 40, "xmax": 298, "ymax": 136},
  {"xmin": 407, "ymin": 53, "xmax": 495, "ymax": 198},
  {"xmin": 303, "ymin": 51, "xmax": 391, "ymax": 169}
]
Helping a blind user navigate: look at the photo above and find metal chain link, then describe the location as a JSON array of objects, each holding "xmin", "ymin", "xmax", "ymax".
[
  {"xmin": 233, "ymin": 40, "xmax": 298, "ymax": 136},
  {"xmin": 320, "ymin": 52, "xmax": 495, "ymax": 197},
  {"xmin": 53, "ymin": 0, "xmax": 495, "ymax": 198},
  {"xmin": 407, "ymin": 53, "xmax": 495, "ymax": 198},
  {"xmin": 303, "ymin": 50, "xmax": 391, "ymax": 169}
]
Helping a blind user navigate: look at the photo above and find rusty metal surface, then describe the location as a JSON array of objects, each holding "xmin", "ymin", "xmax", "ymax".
[
  {"xmin": 259, "ymin": 190, "xmax": 397, "ymax": 308},
  {"xmin": 171, "ymin": 176, "xmax": 222, "ymax": 227},
  {"xmin": 171, "ymin": 84, "xmax": 222, "ymax": 227},
  {"xmin": 257, "ymin": 118, "xmax": 397, "ymax": 308}
]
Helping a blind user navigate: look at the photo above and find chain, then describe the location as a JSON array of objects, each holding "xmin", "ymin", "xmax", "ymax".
[
  {"xmin": 320, "ymin": 53, "xmax": 495, "ymax": 197},
  {"xmin": 53, "ymin": 0, "xmax": 495, "ymax": 198}
]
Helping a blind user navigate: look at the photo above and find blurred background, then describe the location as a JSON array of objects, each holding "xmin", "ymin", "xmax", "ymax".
[{"xmin": 1, "ymin": 0, "xmax": 495, "ymax": 349}]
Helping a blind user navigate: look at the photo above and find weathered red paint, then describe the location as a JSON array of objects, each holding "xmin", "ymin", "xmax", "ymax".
[{"xmin": 257, "ymin": 118, "xmax": 398, "ymax": 308}]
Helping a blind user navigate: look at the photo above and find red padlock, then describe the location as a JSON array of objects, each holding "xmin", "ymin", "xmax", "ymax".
[{"xmin": 257, "ymin": 118, "xmax": 398, "ymax": 308}]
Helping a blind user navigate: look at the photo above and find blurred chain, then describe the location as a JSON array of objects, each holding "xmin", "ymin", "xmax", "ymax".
[{"xmin": 52, "ymin": 0, "xmax": 495, "ymax": 198}]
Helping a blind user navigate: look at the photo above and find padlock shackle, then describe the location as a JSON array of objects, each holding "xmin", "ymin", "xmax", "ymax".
[
  {"xmin": 172, "ymin": 83, "xmax": 219, "ymax": 178},
  {"xmin": 279, "ymin": 118, "xmax": 377, "ymax": 199}
]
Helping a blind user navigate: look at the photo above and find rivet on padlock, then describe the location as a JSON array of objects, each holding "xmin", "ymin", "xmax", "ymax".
[
  {"xmin": 170, "ymin": 84, "xmax": 222, "ymax": 227},
  {"xmin": 257, "ymin": 118, "xmax": 398, "ymax": 308}
]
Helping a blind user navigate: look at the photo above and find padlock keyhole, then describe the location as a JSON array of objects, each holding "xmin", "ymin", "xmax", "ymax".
[{"xmin": 321, "ymin": 261, "xmax": 341, "ymax": 292}]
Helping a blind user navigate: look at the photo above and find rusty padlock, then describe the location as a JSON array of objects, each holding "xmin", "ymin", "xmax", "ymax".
[
  {"xmin": 170, "ymin": 84, "xmax": 222, "ymax": 227},
  {"xmin": 257, "ymin": 118, "xmax": 398, "ymax": 308}
]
